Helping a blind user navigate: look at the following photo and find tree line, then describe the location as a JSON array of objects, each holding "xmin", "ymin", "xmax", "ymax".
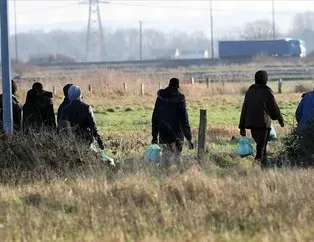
[{"xmin": 8, "ymin": 11, "xmax": 314, "ymax": 62}]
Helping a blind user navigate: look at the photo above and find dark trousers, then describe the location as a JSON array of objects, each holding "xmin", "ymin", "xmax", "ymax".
[{"xmin": 251, "ymin": 128, "xmax": 270, "ymax": 167}]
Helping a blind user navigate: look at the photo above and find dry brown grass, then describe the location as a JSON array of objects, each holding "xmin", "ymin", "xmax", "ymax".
[{"xmin": 0, "ymin": 166, "xmax": 313, "ymax": 241}]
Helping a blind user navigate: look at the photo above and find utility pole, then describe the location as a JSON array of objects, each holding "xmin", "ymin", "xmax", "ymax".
[
  {"xmin": 139, "ymin": 21, "xmax": 143, "ymax": 61},
  {"xmin": 84, "ymin": 0, "xmax": 106, "ymax": 61},
  {"xmin": 210, "ymin": 0, "xmax": 214, "ymax": 59},
  {"xmin": 272, "ymin": 0, "xmax": 276, "ymax": 39},
  {"xmin": 1, "ymin": 0, "xmax": 13, "ymax": 135},
  {"xmin": 14, "ymin": 0, "xmax": 18, "ymax": 62}
]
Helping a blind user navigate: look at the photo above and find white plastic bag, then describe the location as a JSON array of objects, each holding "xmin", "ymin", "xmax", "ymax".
[{"xmin": 89, "ymin": 143, "xmax": 116, "ymax": 167}]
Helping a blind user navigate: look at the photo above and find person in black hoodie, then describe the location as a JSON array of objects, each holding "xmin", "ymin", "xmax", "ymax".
[
  {"xmin": 239, "ymin": 70, "xmax": 284, "ymax": 167},
  {"xmin": 23, "ymin": 82, "xmax": 56, "ymax": 132},
  {"xmin": 57, "ymin": 83, "xmax": 73, "ymax": 126},
  {"xmin": 0, "ymin": 79, "xmax": 22, "ymax": 132},
  {"xmin": 152, "ymin": 78, "xmax": 193, "ymax": 155}
]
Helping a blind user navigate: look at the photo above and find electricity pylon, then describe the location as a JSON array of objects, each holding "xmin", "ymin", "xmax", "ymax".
[{"xmin": 84, "ymin": 0, "xmax": 106, "ymax": 61}]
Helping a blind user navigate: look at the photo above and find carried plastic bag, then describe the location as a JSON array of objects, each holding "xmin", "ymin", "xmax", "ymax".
[
  {"xmin": 269, "ymin": 125, "xmax": 277, "ymax": 141},
  {"xmin": 237, "ymin": 137, "xmax": 254, "ymax": 158},
  {"xmin": 89, "ymin": 143, "xmax": 116, "ymax": 167},
  {"xmin": 144, "ymin": 144, "xmax": 162, "ymax": 163}
]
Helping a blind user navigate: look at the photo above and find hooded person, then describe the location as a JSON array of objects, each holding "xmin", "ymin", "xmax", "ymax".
[
  {"xmin": 59, "ymin": 85, "xmax": 104, "ymax": 150},
  {"xmin": 295, "ymin": 89, "xmax": 314, "ymax": 133},
  {"xmin": 0, "ymin": 79, "xmax": 22, "ymax": 132},
  {"xmin": 151, "ymin": 78, "xmax": 193, "ymax": 159},
  {"xmin": 23, "ymin": 82, "xmax": 56, "ymax": 132},
  {"xmin": 239, "ymin": 70, "xmax": 284, "ymax": 168},
  {"xmin": 57, "ymin": 83, "xmax": 73, "ymax": 125}
]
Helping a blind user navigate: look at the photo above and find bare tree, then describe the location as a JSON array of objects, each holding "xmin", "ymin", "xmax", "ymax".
[
  {"xmin": 240, "ymin": 19, "xmax": 279, "ymax": 40},
  {"xmin": 291, "ymin": 11, "xmax": 314, "ymax": 35}
]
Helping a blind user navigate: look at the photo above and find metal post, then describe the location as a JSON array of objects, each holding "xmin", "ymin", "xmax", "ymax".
[
  {"xmin": 139, "ymin": 20, "xmax": 143, "ymax": 61},
  {"xmin": 1, "ymin": 0, "xmax": 13, "ymax": 134},
  {"xmin": 210, "ymin": 0, "xmax": 214, "ymax": 59}
]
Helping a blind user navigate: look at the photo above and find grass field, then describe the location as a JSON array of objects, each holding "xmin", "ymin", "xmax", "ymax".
[{"xmin": 1, "ymin": 69, "xmax": 314, "ymax": 241}]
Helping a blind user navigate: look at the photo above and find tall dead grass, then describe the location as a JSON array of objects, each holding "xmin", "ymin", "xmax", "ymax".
[{"xmin": 0, "ymin": 166, "xmax": 313, "ymax": 241}]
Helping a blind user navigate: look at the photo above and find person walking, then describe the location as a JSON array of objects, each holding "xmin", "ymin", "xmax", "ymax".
[
  {"xmin": 151, "ymin": 78, "xmax": 193, "ymax": 164},
  {"xmin": 59, "ymin": 85, "xmax": 104, "ymax": 150},
  {"xmin": 0, "ymin": 79, "xmax": 22, "ymax": 132},
  {"xmin": 239, "ymin": 70, "xmax": 284, "ymax": 168},
  {"xmin": 23, "ymin": 82, "xmax": 56, "ymax": 132}
]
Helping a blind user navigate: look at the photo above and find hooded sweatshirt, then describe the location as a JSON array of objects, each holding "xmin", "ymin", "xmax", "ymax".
[
  {"xmin": 152, "ymin": 86, "xmax": 192, "ymax": 144},
  {"xmin": 295, "ymin": 91, "xmax": 314, "ymax": 132},
  {"xmin": 239, "ymin": 71, "xmax": 283, "ymax": 129}
]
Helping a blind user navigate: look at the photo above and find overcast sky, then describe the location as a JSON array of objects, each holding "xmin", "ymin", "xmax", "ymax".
[{"xmin": 7, "ymin": 0, "xmax": 314, "ymax": 38}]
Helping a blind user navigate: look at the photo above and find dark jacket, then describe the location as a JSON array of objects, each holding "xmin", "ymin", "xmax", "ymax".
[
  {"xmin": 57, "ymin": 97, "xmax": 71, "ymax": 125},
  {"xmin": 60, "ymin": 99, "xmax": 103, "ymax": 147},
  {"xmin": 23, "ymin": 89, "xmax": 56, "ymax": 131},
  {"xmin": 152, "ymin": 86, "xmax": 192, "ymax": 144},
  {"xmin": 295, "ymin": 91, "xmax": 314, "ymax": 132},
  {"xmin": 239, "ymin": 84, "xmax": 283, "ymax": 129},
  {"xmin": 0, "ymin": 94, "xmax": 22, "ymax": 131}
]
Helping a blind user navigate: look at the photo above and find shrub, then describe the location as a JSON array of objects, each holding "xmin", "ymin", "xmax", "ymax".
[
  {"xmin": 294, "ymin": 83, "xmax": 312, "ymax": 93},
  {"xmin": 277, "ymin": 124, "xmax": 314, "ymax": 168},
  {"xmin": 0, "ymin": 131, "xmax": 107, "ymax": 184}
]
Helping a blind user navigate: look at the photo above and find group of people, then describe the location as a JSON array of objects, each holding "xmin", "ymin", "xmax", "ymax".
[
  {"xmin": 0, "ymin": 81, "xmax": 104, "ymax": 150},
  {"xmin": 151, "ymin": 70, "xmax": 313, "ymax": 168},
  {"xmin": 1, "ymin": 71, "xmax": 312, "ymax": 168}
]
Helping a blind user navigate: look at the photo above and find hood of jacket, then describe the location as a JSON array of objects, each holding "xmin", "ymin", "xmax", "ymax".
[
  {"xmin": 248, "ymin": 83, "xmax": 273, "ymax": 92},
  {"xmin": 157, "ymin": 86, "xmax": 185, "ymax": 103}
]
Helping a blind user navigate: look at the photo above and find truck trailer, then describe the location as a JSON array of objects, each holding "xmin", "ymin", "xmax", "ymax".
[{"xmin": 219, "ymin": 39, "xmax": 306, "ymax": 59}]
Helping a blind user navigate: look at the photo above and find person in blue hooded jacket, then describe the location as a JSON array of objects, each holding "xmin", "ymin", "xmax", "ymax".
[
  {"xmin": 295, "ymin": 90, "xmax": 314, "ymax": 132},
  {"xmin": 57, "ymin": 83, "xmax": 73, "ymax": 126},
  {"xmin": 151, "ymin": 78, "xmax": 193, "ymax": 155}
]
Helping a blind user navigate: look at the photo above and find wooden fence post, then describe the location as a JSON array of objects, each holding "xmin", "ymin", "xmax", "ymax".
[
  {"xmin": 191, "ymin": 77, "xmax": 195, "ymax": 85},
  {"xmin": 278, "ymin": 79, "xmax": 282, "ymax": 94},
  {"xmin": 206, "ymin": 77, "xmax": 211, "ymax": 88},
  {"xmin": 141, "ymin": 83, "xmax": 145, "ymax": 96},
  {"xmin": 88, "ymin": 84, "xmax": 93, "ymax": 92},
  {"xmin": 123, "ymin": 82, "xmax": 127, "ymax": 92},
  {"xmin": 198, "ymin": 109, "xmax": 207, "ymax": 161},
  {"xmin": 52, "ymin": 85, "xmax": 56, "ymax": 96}
]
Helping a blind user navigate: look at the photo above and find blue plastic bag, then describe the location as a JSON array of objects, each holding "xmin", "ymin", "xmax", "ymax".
[
  {"xmin": 144, "ymin": 144, "xmax": 162, "ymax": 163},
  {"xmin": 237, "ymin": 137, "xmax": 254, "ymax": 158},
  {"xmin": 269, "ymin": 125, "xmax": 277, "ymax": 141}
]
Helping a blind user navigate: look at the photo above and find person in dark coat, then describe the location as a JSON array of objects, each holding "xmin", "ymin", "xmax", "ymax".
[
  {"xmin": 59, "ymin": 85, "xmax": 104, "ymax": 149},
  {"xmin": 57, "ymin": 83, "xmax": 73, "ymax": 125},
  {"xmin": 152, "ymin": 78, "xmax": 193, "ymax": 155},
  {"xmin": 23, "ymin": 82, "xmax": 56, "ymax": 132},
  {"xmin": 239, "ymin": 70, "xmax": 284, "ymax": 168},
  {"xmin": 0, "ymin": 79, "xmax": 22, "ymax": 132}
]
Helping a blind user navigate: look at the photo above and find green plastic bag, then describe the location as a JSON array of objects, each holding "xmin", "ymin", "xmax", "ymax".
[
  {"xmin": 144, "ymin": 144, "xmax": 162, "ymax": 163},
  {"xmin": 237, "ymin": 137, "xmax": 254, "ymax": 158},
  {"xmin": 269, "ymin": 125, "xmax": 277, "ymax": 141}
]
